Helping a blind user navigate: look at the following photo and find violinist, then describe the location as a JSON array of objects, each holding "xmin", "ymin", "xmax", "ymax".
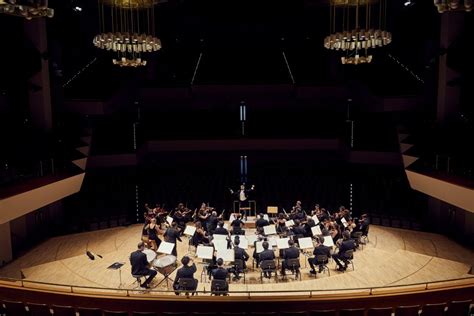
[
  {"xmin": 174, "ymin": 203, "xmax": 192, "ymax": 231},
  {"xmin": 197, "ymin": 203, "xmax": 212, "ymax": 230},
  {"xmin": 192, "ymin": 221, "xmax": 210, "ymax": 246},
  {"xmin": 230, "ymin": 214, "xmax": 245, "ymax": 235},
  {"xmin": 255, "ymin": 213, "xmax": 270, "ymax": 229},
  {"xmin": 276, "ymin": 213, "xmax": 288, "ymax": 235},
  {"xmin": 143, "ymin": 218, "xmax": 164, "ymax": 250},
  {"xmin": 290, "ymin": 201, "xmax": 306, "ymax": 221}
]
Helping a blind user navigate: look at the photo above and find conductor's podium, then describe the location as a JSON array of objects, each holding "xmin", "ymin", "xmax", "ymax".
[{"xmin": 233, "ymin": 200, "xmax": 256, "ymax": 217}]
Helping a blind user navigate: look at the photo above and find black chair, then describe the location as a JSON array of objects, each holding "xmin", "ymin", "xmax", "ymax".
[
  {"xmin": 3, "ymin": 300, "xmax": 28, "ymax": 316},
  {"xmin": 446, "ymin": 300, "xmax": 472, "ymax": 316},
  {"xmin": 368, "ymin": 307, "xmax": 393, "ymax": 316},
  {"xmin": 104, "ymin": 311, "xmax": 129, "ymax": 316},
  {"xmin": 259, "ymin": 260, "xmax": 277, "ymax": 282},
  {"xmin": 233, "ymin": 259, "xmax": 247, "ymax": 283},
  {"xmin": 27, "ymin": 303, "xmax": 51, "ymax": 316},
  {"xmin": 281, "ymin": 258, "xmax": 301, "ymax": 280},
  {"xmin": 337, "ymin": 250, "xmax": 354, "ymax": 272},
  {"xmin": 309, "ymin": 310, "xmax": 337, "ymax": 316},
  {"xmin": 77, "ymin": 307, "xmax": 102, "ymax": 316},
  {"xmin": 420, "ymin": 303, "xmax": 446, "ymax": 316},
  {"xmin": 211, "ymin": 279, "xmax": 229, "ymax": 296},
  {"xmin": 132, "ymin": 274, "xmax": 146, "ymax": 288},
  {"xmin": 132, "ymin": 312, "xmax": 157, "ymax": 316},
  {"xmin": 339, "ymin": 309, "xmax": 365, "ymax": 316},
  {"xmin": 315, "ymin": 254, "xmax": 330, "ymax": 276},
  {"xmin": 352, "ymin": 232, "xmax": 363, "ymax": 249},
  {"xmin": 177, "ymin": 278, "xmax": 198, "ymax": 295},
  {"xmin": 394, "ymin": 305, "xmax": 420, "ymax": 316},
  {"xmin": 51, "ymin": 305, "xmax": 76, "ymax": 316}
]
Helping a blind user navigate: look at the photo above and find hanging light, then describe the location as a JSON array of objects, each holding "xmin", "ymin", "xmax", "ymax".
[
  {"xmin": 324, "ymin": 0, "xmax": 391, "ymax": 65},
  {"xmin": 93, "ymin": 0, "xmax": 161, "ymax": 67},
  {"xmin": 0, "ymin": 0, "xmax": 54, "ymax": 19},
  {"xmin": 433, "ymin": 0, "xmax": 472, "ymax": 12}
]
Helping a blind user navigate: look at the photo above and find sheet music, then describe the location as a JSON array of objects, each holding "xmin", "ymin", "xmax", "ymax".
[
  {"xmin": 298, "ymin": 237, "xmax": 314, "ymax": 249},
  {"xmin": 231, "ymin": 235, "xmax": 249, "ymax": 249},
  {"xmin": 312, "ymin": 215, "xmax": 320, "ymax": 225},
  {"xmin": 263, "ymin": 214, "xmax": 270, "ymax": 222},
  {"xmin": 263, "ymin": 225, "xmax": 277, "ymax": 235},
  {"xmin": 212, "ymin": 234, "xmax": 228, "ymax": 241},
  {"xmin": 229, "ymin": 214, "xmax": 236, "ymax": 224},
  {"xmin": 285, "ymin": 220, "xmax": 295, "ymax": 227},
  {"xmin": 255, "ymin": 241, "xmax": 264, "ymax": 253},
  {"xmin": 213, "ymin": 239, "xmax": 228, "ymax": 251},
  {"xmin": 166, "ymin": 216, "xmax": 174, "ymax": 225},
  {"xmin": 196, "ymin": 245, "xmax": 214, "ymax": 259},
  {"xmin": 276, "ymin": 237, "xmax": 290, "ymax": 249},
  {"xmin": 247, "ymin": 234, "xmax": 258, "ymax": 245},
  {"xmin": 184, "ymin": 225, "xmax": 196, "ymax": 236},
  {"xmin": 323, "ymin": 236, "xmax": 335, "ymax": 247},
  {"xmin": 311, "ymin": 225, "xmax": 322, "ymax": 236},
  {"xmin": 269, "ymin": 236, "xmax": 279, "ymax": 247},
  {"xmin": 341, "ymin": 217, "xmax": 348, "ymax": 227},
  {"xmin": 216, "ymin": 248, "xmax": 235, "ymax": 262},
  {"xmin": 157, "ymin": 241, "xmax": 175, "ymax": 255}
]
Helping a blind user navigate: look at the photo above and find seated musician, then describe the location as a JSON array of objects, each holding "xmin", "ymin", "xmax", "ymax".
[
  {"xmin": 192, "ymin": 221, "xmax": 209, "ymax": 246},
  {"xmin": 197, "ymin": 203, "xmax": 211, "ymax": 230},
  {"xmin": 291, "ymin": 219, "xmax": 306, "ymax": 243},
  {"xmin": 164, "ymin": 221, "xmax": 182, "ymax": 257},
  {"xmin": 333, "ymin": 231, "xmax": 356, "ymax": 271},
  {"xmin": 358, "ymin": 213, "xmax": 370, "ymax": 236},
  {"xmin": 259, "ymin": 241, "xmax": 276, "ymax": 278},
  {"xmin": 206, "ymin": 211, "xmax": 219, "ymax": 234},
  {"xmin": 230, "ymin": 214, "xmax": 245, "ymax": 235},
  {"xmin": 256, "ymin": 213, "xmax": 270, "ymax": 229},
  {"xmin": 212, "ymin": 258, "xmax": 229, "ymax": 288},
  {"xmin": 130, "ymin": 241, "xmax": 157, "ymax": 289},
  {"xmin": 304, "ymin": 217, "xmax": 316, "ymax": 237},
  {"xmin": 144, "ymin": 218, "xmax": 164, "ymax": 250},
  {"xmin": 311, "ymin": 204, "xmax": 321, "ymax": 216},
  {"xmin": 232, "ymin": 238, "xmax": 249, "ymax": 280},
  {"xmin": 173, "ymin": 256, "xmax": 198, "ymax": 293},
  {"xmin": 276, "ymin": 213, "xmax": 287, "ymax": 234},
  {"xmin": 280, "ymin": 239, "xmax": 300, "ymax": 276},
  {"xmin": 308, "ymin": 236, "xmax": 331, "ymax": 274},
  {"xmin": 330, "ymin": 223, "xmax": 342, "ymax": 244},
  {"xmin": 214, "ymin": 221, "xmax": 229, "ymax": 235}
]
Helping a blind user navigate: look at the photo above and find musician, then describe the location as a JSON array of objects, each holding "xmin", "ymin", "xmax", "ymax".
[
  {"xmin": 164, "ymin": 222, "xmax": 182, "ymax": 257},
  {"xmin": 230, "ymin": 183, "xmax": 255, "ymax": 218},
  {"xmin": 230, "ymin": 214, "xmax": 245, "ymax": 235},
  {"xmin": 256, "ymin": 213, "xmax": 270, "ymax": 229},
  {"xmin": 130, "ymin": 241, "xmax": 157, "ymax": 289},
  {"xmin": 280, "ymin": 239, "xmax": 300, "ymax": 276},
  {"xmin": 232, "ymin": 238, "xmax": 249, "ymax": 280},
  {"xmin": 192, "ymin": 221, "xmax": 209, "ymax": 246},
  {"xmin": 207, "ymin": 211, "xmax": 220, "ymax": 234},
  {"xmin": 291, "ymin": 219, "xmax": 306, "ymax": 242},
  {"xmin": 290, "ymin": 201, "xmax": 306, "ymax": 221},
  {"xmin": 311, "ymin": 204, "xmax": 321, "ymax": 216},
  {"xmin": 173, "ymin": 256, "xmax": 197, "ymax": 293},
  {"xmin": 197, "ymin": 203, "xmax": 211, "ymax": 230},
  {"xmin": 259, "ymin": 241, "xmax": 275, "ymax": 278},
  {"xmin": 214, "ymin": 221, "xmax": 229, "ymax": 236},
  {"xmin": 212, "ymin": 258, "xmax": 229, "ymax": 283},
  {"xmin": 304, "ymin": 217, "xmax": 317, "ymax": 238},
  {"xmin": 276, "ymin": 213, "xmax": 287, "ymax": 234},
  {"xmin": 308, "ymin": 236, "xmax": 331, "ymax": 274},
  {"xmin": 358, "ymin": 213, "xmax": 370, "ymax": 236},
  {"xmin": 333, "ymin": 231, "xmax": 356, "ymax": 271},
  {"xmin": 174, "ymin": 203, "xmax": 193, "ymax": 230},
  {"xmin": 144, "ymin": 218, "xmax": 164, "ymax": 250}
]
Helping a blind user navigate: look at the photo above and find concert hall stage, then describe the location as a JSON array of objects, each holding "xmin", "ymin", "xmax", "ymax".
[{"xmin": 1, "ymin": 225, "xmax": 473, "ymax": 295}]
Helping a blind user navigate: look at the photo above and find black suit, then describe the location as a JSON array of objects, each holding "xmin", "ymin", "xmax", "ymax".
[
  {"xmin": 212, "ymin": 267, "xmax": 228, "ymax": 280},
  {"xmin": 259, "ymin": 248, "xmax": 276, "ymax": 278},
  {"xmin": 129, "ymin": 250, "xmax": 157, "ymax": 287},
  {"xmin": 164, "ymin": 228, "xmax": 182, "ymax": 256},
  {"xmin": 334, "ymin": 239, "xmax": 356, "ymax": 269},
  {"xmin": 207, "ymin": 215, "xmax": 219, "ymax": 234},
  {"xmin": 281, "ymin": 246, "xmax": 300, "ymax": 274},
  {"xmin": 256, "ymin": 218, "xmax": 269, "ymax": 228},
  {"xmin": 214, "ymin": 227, "xmax": 229, "ymax": 235},
  {"xmin": 173, "ymin": 263, "xmax": 197, "ymax": 291},
  {"xmin": 308, "ymin": 245, "xmax": 331, "ymax": 272}
]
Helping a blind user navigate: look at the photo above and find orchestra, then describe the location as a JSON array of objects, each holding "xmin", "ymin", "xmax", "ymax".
[{"xmin": 133, "ymin": 198, "xmax": 370, "ymax": 291}]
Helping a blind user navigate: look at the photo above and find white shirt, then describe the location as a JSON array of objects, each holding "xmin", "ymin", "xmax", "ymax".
[{"xmin": 239, "ymin": 190, "xmax": 247, "ymax": 202}]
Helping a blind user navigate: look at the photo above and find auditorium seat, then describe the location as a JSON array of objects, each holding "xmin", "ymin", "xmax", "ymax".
[
  {"xmin": 27, "ymin": 302, "xmax": 51, "ymax": 316},
  {"xmin": 420, "ymin": 303, "xmax": 446, "ymax": 316},
  {"xmin": 249, "ymin": 313, "xmax": 277, "ymax": 316},
  {"xmin": 309, "ymin": 310, "xmax": 337, "ymax": 316},
  {"xmin": 446, "ymin": 300, "xmax": 472, "ymax": 316},
  {"xmin": 394, "ymin": 305, "xmax": 420, "ymax": 316},
  {"xmin": 221, "ymin": 313, "xmax": 247, "ymax": 316},
  {"xmin": 132, "ymin": 313, "xmax": 157, "ymax": 316},
  {"xmin": 77, "ymin": 307, "xmax": 102, "ymax": 316},
  {"xmin": 3, "ymin": 300, "xmax": 28, "ymax": 316},
  {"xmin": 51, "ymin": 305, "xmax": 76, "ymax": 316},
  {"xmin": 162, "ymin": 312, "xmax": 188, "ymax": 316},
  {"xmin": 104, "ymin": 311, "xmax": 129, "ymax": 316},
  {"xmin": 339, "ymin": 309, "xmax": 365, "ymax": 316},
  {"xmin": 367, "ymin": 307, "xmax": 393, "ymax": 316},
  {"xmin": 280, "ymin": 312, "xmax": 307, "ymax": 316},
  {"xmin": 192, "ymin": 313, "xmax": 218, "ymax": 316}
]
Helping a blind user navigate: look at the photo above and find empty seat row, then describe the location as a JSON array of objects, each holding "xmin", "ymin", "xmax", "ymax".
[{"xmin": 1, "ymin": 299, "xmax": 472, "ymax": 316}]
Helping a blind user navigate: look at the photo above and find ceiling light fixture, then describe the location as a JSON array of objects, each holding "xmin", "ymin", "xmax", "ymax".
[
  {"xmin": 433, "ymin": 0, "xmax": 472, "ymax": 12},
  {"xmin": 0, "ymin": 0, "xmax": 54, "ymax": 19}
]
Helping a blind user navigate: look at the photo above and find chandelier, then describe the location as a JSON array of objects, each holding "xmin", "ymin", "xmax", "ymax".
[
  {"xmin": 93, "ymin": 0, "xmax": 161, "ymax": 67},
  {"xmin": 433, "ymin": 0, "xmax": 472, "ymax": 12},
  {"xmin": 0, "ymin": 0, "xmax": 54, "ymax": 19},
  {"xmin": 324, "ymin": 0, "xmax": 391, "ymax": 65}
]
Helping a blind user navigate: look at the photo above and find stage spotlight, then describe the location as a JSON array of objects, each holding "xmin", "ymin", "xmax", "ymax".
[{"xmin": 404, "ymin": 0, "xmax": 414, "ymax": 7}]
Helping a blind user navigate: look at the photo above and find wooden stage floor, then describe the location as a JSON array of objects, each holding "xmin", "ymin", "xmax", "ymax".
[{"xmin": 1, "ymin": 224, "xmax": 473, "ymax": 295}]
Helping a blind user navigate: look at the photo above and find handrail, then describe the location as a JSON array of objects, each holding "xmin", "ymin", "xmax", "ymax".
[{"xmin": 1, "ymin": 275, "xmax": 473, "ymax": 298}]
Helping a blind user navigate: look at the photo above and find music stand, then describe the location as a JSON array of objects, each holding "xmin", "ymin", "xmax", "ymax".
[{"xmin": 107, "ymin": 262, "xmax": 125, "ymax": 289}]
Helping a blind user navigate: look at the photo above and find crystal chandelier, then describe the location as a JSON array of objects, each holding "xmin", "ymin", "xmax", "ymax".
[
  {"xmin": 93, "ymin": 0, "xmax": 161, "ymax": 67},
  {"xmin": 324, "ymin": 0, "xmax": 391, "ymax": 65},
  {"xmin": 433, "ymin": 0, "xmax": 473, "ymax": 12},
  {"xmin": 0, "ymin": 0, "xmax": 54, "ymax": 19}
]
